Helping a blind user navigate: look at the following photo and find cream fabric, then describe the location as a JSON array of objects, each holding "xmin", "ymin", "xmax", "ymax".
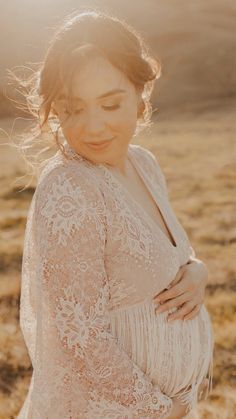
[{"xmin": 17, "ymin": 142, "xmax": 214, "ymax": 418}]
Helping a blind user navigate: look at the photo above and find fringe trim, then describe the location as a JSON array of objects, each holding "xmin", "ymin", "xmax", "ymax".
[{"xmin": 108, "ymin": 299, "xmax": 214, "ymax": 414}]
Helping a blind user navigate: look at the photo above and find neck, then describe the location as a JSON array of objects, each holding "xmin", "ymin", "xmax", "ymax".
[
  {"xmin": 107, "ymin": 155, "xmax": 133, "ymax": 179},
  {"xmin": 105, "ymin": 146, "xmax": 131, "ymax": 178}
]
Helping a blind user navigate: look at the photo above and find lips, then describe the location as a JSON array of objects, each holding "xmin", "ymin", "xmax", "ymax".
[
  {"xmin": 86, "ymin": 138, "xmax": 114, "ymax": 150},
  {"xmin": 89, "ymin": 142, "xmax": 108, "ymax": 146},
  {"xmin": 89, "ymin": 138, "xmax": 113, "ymax": 145}
]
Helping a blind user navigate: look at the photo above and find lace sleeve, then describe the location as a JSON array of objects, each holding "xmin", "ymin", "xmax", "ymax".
[
  {"xmin": 139, "ymin": 146, "xmax": 199, "ymax": 265},
  {"xmin": 145, "ymin": 149, "xmax": 198, "ymax": 261},
  {"xmin": 135, "ymin": 146, "xmax": 169, "ymax": 197},
  {"xmin": 146, "ymin": 149, "xmax": 169, "ymax": 197},
  {"xmin": 33, "ymin": 165, "xmax": 173, "ymax": 418}
]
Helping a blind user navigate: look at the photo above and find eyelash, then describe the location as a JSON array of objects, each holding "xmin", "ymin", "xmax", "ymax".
[
  {"xmin": 103, "ymin": 104, "xmax": 120, "ymax": 111},
  {"xmin": 63, "ymin": 104, "xmax": 120, "ymax": 115}
]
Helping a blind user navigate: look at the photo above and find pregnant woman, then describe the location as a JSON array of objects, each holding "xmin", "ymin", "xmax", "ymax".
[{"xmin": 17, "ymin": 10, "xmax": 214, "ymax": 418}]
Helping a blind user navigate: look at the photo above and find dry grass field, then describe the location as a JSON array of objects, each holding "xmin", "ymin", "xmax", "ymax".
[{"xmin": 0, "ymin": 98, "xmax": 235, "ymax": 418}]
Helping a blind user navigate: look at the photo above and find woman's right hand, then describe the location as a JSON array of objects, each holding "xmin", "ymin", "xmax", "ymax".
[{"xmin": 168, "ymin": 378, "xmax": 209, "ymax": 419}]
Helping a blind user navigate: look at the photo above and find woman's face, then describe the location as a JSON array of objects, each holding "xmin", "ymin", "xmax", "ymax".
[{"xmin": 53, "ymin": 54, "xmax": 140, "ymax": 173}]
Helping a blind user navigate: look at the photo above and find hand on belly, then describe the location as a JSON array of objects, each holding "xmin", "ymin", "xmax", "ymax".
[{"xmin": 152, "ymin": 258, "xmax": 208, "ymax": 322}]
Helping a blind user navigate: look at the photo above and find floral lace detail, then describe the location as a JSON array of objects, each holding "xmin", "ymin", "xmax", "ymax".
[
  {"xmin": 107, "ymin": 198, "xmax": 152, "ymax": 258},
  {"xmin": 40, "ymin": 172, "xmax": 87, "ymax": 246},
  {"xmin": 17, "ymin": 161, "xmax": 173, "ymax": 418},
  {"xmin": 17, "ymin": 143, "xmax": 214, "ymax": 418}
]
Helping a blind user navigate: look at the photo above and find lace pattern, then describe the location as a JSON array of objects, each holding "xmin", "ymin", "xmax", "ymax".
[{"xmin": 17, "ymin": 143, "xmax": 214, "ymax": 418}]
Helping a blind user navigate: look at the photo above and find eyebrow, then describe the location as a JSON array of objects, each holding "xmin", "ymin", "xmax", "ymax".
[
  {"xmin": 97, "ymin": 89, "xmax": 126, "ymax": 99},
  {"xmin": 58, "ymin": 89, "xmax": 126, "ymax": 101}
]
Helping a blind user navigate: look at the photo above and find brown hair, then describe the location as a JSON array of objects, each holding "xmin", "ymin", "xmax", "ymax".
[{"xmin": 8, "ymin": 9, "xmax": 161, "ymax": 185}]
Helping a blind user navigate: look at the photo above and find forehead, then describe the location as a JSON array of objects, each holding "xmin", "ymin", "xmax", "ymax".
[{"xmin": 61, "ymin": 54, "xmax": 135, "ymax": 102}]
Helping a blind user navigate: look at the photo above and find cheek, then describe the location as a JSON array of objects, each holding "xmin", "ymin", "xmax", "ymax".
[
  {"xmin": 58, "ymin": 103, "xmax": 138, "ymax": 141},
  {"xmin": 111, "ymin": 106, "xmax": 138, "ymax": 136},
  {"xmin": 61, "ymin": 121, "xmax": 82, "ymax": 142},
  {"xmin": 57, "ymin": 109, "xmax": 82, "ymax": 135},
  {"xmin": 60, "ymin": 127, "xmax": 79, "ymax": 151}
]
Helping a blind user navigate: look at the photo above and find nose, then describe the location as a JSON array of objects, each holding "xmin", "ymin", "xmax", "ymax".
[{"xmin": 85, "ymin": 109, "xmax": 106, "ymax": 138}]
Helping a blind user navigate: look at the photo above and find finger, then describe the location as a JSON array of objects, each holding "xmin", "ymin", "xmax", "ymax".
[
  {"xmin": 155, "ymin": 293, "xmax": 192, "ymax": 314},
  {"xmin": 167, "ymin": 301, "xmax": 194, "ymax": 321},
  {"xmin": 154, "ymin": 266, "xmax": 187, "ymax": 300},
  {"xmin": 183, "ymin": 304, "xmax": 201, "ymax": 321},
  {"xmin": 154, "ymin": 282, "xmax": 187, "ymax": 304},
  {"xmin": 197, "ymin": 378, "xmax": 209, "ymax": 400},
  {"xmin": 170, "ymin": 265, "xmax": 186, "ymax": 286}
]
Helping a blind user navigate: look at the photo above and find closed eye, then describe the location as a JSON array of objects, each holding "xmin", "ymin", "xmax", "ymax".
[
  {"xmin": 102, "ymin": 104, "xmax": 120, "ymax": 111},
  {"xmin": 62, "ymin": 105, "xmax": 120, "ymax": 114},
  {"xmin": 63, "ymin": 108, "xmax": 83, "ymax": 115}
]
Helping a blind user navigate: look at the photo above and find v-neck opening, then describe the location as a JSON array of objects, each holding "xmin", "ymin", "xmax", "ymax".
[{"xmin": 102, "ymin": 145, "xmax": 178, "ymax": 250}]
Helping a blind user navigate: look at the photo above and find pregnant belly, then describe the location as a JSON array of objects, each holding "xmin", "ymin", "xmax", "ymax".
[{"xmin": 108, "ymin": 298, "xmax": 214, "ymax": 411}]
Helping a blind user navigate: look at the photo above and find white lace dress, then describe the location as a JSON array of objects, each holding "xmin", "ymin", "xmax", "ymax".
[{"xmin": 17, "ymin": 142, "xmax": 214, "ymax": 418}]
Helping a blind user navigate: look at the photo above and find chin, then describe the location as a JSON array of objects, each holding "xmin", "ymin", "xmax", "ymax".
[{"xmin": 84, "ymin": 151, "xmax": 107, "ymax": 164}]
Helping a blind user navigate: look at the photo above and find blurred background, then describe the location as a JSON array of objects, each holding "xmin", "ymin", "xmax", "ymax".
[{"xmin": 0, "ymin": 1, "xmax": 235, "ymax": 418}]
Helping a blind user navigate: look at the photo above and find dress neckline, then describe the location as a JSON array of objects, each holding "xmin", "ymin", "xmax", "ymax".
[
  {"xmin": 102, "ymin": 144, "xmax": 178, "ymax": 250},
  {"xmin": 61, "ymin": 141, "xmax": 178, "ymax": 250}
]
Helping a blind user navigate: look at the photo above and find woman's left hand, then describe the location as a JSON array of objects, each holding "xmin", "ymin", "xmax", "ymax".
[{"xmin": 153, "ymin": 258, "xmax": 209, "ymax": 321}]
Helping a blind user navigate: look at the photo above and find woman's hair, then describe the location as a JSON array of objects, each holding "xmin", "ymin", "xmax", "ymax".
[{"xmin": 7, "ymin": 8, "xmax": 162, "ymax": 185}]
